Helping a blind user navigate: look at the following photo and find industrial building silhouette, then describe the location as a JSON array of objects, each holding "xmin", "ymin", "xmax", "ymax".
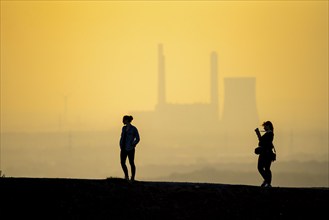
[{"xmin": 132, "ymin": 44, "xmax": 259, "ymax": 149}]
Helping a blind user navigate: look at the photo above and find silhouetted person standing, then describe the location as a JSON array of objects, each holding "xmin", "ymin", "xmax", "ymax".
[
  {"xmin": 255, "ymin": 121, "xmax": 275, "ymax": 187},
  {"xmin": 120, "ymin": 115, "xmax": 140, "ymax": 181}
]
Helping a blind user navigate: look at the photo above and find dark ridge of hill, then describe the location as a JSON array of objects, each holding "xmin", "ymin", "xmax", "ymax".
[{"xmin": 0, "ymin": 177, "xmax": 328, "ymax": 220}]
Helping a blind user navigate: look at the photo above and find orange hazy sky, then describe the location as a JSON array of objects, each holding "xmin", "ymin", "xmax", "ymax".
[{"xmin": 1, "ymin": 0, "xmax": 328, "ymax": 133}]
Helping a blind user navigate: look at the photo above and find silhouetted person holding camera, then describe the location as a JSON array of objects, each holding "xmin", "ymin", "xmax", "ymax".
[
  {"xmin": 254, "ymin": 121, "xmax": 275, "ymax": 188},
  {"xmin": 120, "ymin": 115, "xmax": 140, "ymax": 182}
]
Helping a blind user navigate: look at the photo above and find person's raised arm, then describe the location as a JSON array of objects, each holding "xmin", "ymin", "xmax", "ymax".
[{"xmin": 255, "ymin": 128, "xmax": 261, "ymax": 140}]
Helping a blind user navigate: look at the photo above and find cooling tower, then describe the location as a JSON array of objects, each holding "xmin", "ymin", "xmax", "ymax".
[{"xmin": 221, "ymin": 77, "xmax": 259, "ymax": 131}]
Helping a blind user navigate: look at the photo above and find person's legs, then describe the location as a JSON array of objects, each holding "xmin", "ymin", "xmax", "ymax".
[
  {"xmin": 127, "ymin": 149, "xmax": 136, "ymax": 181},
  {"xmin": 257, "ymin": 155, "xmax": 266, "ymax": 185},
  {"xmin": 120, "ymin": 150, "xmax": 129, "ymax": 180},
  {"xmin": 264, "ymin": 159, "xmax": 272, "ymax": 186}
]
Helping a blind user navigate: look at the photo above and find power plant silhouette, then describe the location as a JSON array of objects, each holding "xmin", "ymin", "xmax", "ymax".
[{"xmin": 132, "ymin": 44, "xmax": 259, "ymax": 150}]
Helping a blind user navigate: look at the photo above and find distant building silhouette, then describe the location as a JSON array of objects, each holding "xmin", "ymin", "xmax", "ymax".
[{"xmin": 132, "ymin": 44, "xmax": 258, "ymax": 147}]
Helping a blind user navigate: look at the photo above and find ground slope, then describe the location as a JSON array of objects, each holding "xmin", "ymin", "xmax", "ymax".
[{"xmin": 1, "ymin": 177, "xmax": 328, "ymax": 219}]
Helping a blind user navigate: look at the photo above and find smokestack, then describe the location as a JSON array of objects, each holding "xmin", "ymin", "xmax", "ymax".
[{"xmin": 158, "ymin": 44, "xmax": 166, "ymax": 106}]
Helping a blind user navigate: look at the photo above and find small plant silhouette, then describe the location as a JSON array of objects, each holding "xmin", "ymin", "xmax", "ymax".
[{"xmin": 0, "ymin": 170, "xmax": 5, "ymax": 178}]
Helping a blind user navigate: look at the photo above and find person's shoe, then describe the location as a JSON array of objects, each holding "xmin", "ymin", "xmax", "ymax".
[
  {"xmin": 264, "ymin": 183, "xmax": 272, "ymax": 188},
  {"xmin": 261, "ymin": 181, "xmax": 266, "ymax": 187},
  {"xmin": 124, "ymin": 176, "xmax": 129, "ymax": 181}
]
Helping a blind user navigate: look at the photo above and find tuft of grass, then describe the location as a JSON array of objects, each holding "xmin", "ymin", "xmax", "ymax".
[{"xmin": 0, "ymin": 170, "xmax": 5, "ymax": 178}]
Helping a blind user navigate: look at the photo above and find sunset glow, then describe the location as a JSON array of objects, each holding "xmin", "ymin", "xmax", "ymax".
[{"xmin": 1, "ymin": 1, "xmax": 328, "ymax": 186}]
